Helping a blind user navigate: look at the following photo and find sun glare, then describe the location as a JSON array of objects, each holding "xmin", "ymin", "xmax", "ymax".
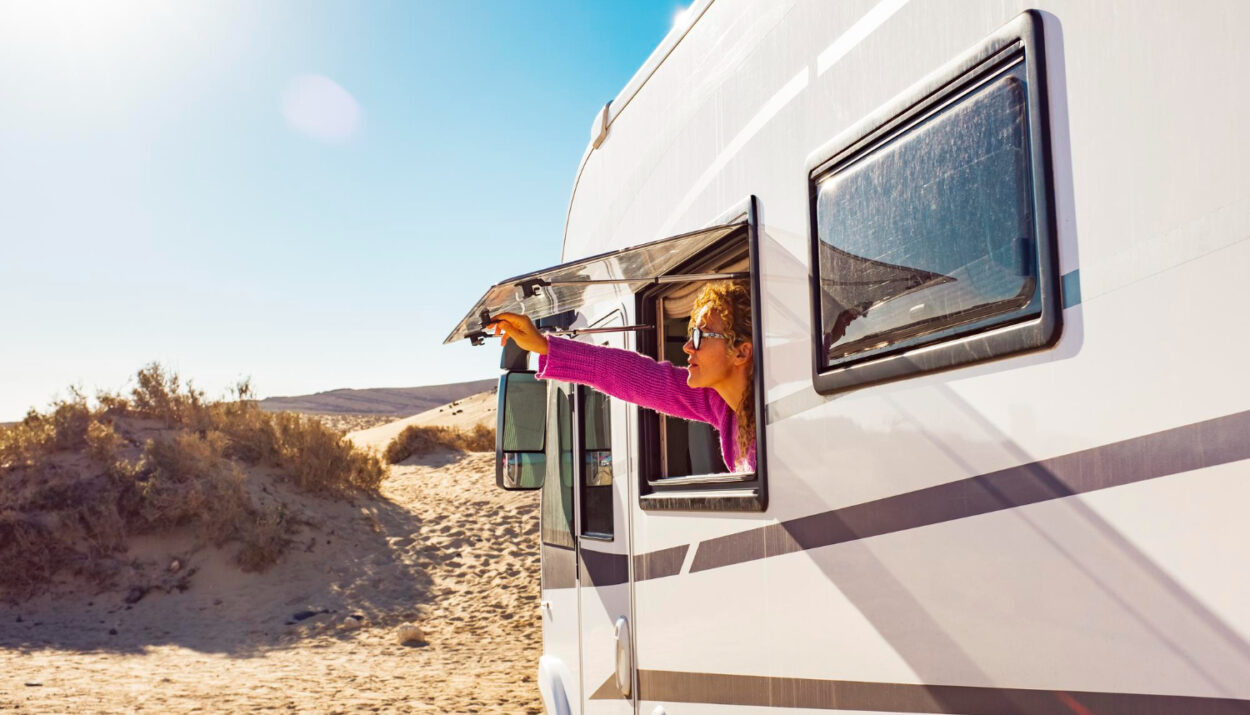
[{"xmin": 1, "ymin": 1, "xmax": 162, "ymax": 54}]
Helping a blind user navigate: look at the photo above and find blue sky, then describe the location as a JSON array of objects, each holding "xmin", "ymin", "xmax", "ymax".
[{"xmin": 0, "ymin": 0, "xmax": 684, "ymax": 420}]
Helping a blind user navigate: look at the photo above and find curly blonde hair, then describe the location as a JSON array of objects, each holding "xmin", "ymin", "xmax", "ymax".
[{"xmin": 691, "ymin": 281, "xmax": 754, "ymax": 469}]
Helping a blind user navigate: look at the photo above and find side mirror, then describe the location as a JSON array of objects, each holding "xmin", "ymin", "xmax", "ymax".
[{"xmin": 496, "ymin": 371, "xmax": 547, "ymax": 490}]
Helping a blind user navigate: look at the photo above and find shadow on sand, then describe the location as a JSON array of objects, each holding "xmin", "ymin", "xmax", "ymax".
[{"xmin": 0, "ymin": 481, "xmax": 445, "ymax": 658}]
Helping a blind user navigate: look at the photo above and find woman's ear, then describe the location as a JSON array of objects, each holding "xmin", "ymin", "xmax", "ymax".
[{"xmin": 733, "ymin": 341, "xmax": 753, "ymax": 366}]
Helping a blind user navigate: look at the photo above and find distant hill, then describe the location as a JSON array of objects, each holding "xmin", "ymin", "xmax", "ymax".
[{"xmin": 258, "ymin": 378, "xmax": 497, "ymax": 416}]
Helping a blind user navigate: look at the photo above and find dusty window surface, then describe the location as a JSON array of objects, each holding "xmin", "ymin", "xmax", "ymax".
[{"xmin": 814, "ymin": 65, "xmax": 1040, "ymax": 369}]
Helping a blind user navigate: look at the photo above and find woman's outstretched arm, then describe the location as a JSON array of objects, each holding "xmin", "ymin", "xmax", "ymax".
[
  {"xmin": 488, "ymin": 312, "xmax": 723, "ymax": 424},
  {"xmin": 536, "ymin": 336, "xmax": 722, "ymax": 424}
]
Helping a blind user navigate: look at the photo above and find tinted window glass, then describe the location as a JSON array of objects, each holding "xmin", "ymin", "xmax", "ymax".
[
  {"xmin": 540, "ymin": 386, "xmax": 575, "ymax": 548},
  {"xmin": 580, "ymin": 387, "xmax": 613, "ymax": 536},
  {"xmin": 814, "ymin": 65, "xmax": 1039, "ymax": 369}
]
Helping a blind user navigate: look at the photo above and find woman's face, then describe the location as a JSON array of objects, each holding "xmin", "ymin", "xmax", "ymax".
[{"xmin": 683, "ymin": 305, "xmax": 749, "ymax": 390}]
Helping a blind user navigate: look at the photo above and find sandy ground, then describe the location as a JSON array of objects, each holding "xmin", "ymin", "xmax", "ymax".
[
  {"xmin": 0, "ymin": 393, "xmax": 542, "ymax": 714},
  {"xmin": 348, "ymin": 390, "xmax": 497, "ymax": 452},
  {"xmin": 311, "ymin": 413, "xmax": 400, "ymax": 435}
]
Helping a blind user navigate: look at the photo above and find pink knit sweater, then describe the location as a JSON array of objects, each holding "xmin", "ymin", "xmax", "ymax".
[{"xmin": 535, "ymin": 336, "xmax": 756, "ymax": 472}]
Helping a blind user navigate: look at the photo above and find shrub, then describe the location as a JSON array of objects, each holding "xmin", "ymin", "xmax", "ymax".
[
  {"xmin": 383, "ymin": 423, "xmax": 495, "ymax": 464},
  {"xmin": 270, "ymin": 412, "xmax": 388, "ymax": 493},
  {"xmin": 0, "ymin": 364, "xmax": 389, "ymax": 596},
  {"xmin": 85, "ymin": 420, "xmax": 123, "ymax": 464},
  {"xmin": 140, "ymin": 432, "xmax": 241, "ymax": 540},
  {"xmin": 131, "ymin": 363, "xmax": 209, "ymax": 429},
  {"xmin": 49, "ymin": 389, "xmax": 92, "ymax": 451},
  {"xmin": 0, "ymin": 413, "xmax": 52, "ymax": 470}
]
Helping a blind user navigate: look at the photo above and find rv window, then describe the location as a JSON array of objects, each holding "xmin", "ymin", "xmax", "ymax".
[
  {"xmin": 540, "ymin": 385, "xmax": 575, "ymax": 548},
  {"xmin": 809, "ymin": 23, "xmax": 1060, "ymax": 393},
  {"xmin": 656, "ymin": 293, "xmax": 730, "ymax": 478},
  {"xmin": 578, "ymin": 387, "xmax": 613, "ymax": 538},
  {"xmin": 635, "ymin": 215, "xmax": 768, "ymax": 512}
]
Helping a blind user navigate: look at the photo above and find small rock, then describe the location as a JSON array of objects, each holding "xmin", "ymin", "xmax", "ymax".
[
  {"xmin": 169, "ymin": 559, "xmax": 181, "ymax": 573},
  {"xmin": 124, "ymin": 587, "xmax": 147, "ymax": 605},
  {"xmin": 15, "ymin": 615, "xmax": 21, "ymax": 623},
  {"xmin": 396, "ymin": 623, "xmax": 425, "ymax": 646},
  {"xmin": 24, "ymin": 682, "xmax": 41, "ymax": 687},
  {"xmin": 213, "ymin": 598, "xmax": 223, "ymax": 606},
  {"xmin": 108, "ymin": 628, "xmax": 118, "ymax": 636},
  {"xmin": 291, "ymin": 609, "xmax": 329, "ymax": 622},
  {"xmin": 341, "ymin": 615, "xmax": 362, "ymax": 630}
]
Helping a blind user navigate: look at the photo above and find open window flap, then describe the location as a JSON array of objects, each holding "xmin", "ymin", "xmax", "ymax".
[{"xmin": 445, "ymin": 221, "xmax": 747, "ymax": 345}]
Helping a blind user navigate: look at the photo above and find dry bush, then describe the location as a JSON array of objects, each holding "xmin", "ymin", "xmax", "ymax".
[
  {"xmin": 131, "ymin": 363, "xmax": 209, "ymax": 429},
  {"xmin": 210, "ymin": 398, "xmax": 279, "ymax": 465},
  {"xmin": 383, "ymin": 423, "xmax": 495, "ymax": 464},
  {"xmin": 50, "ymin": 389, "xmax": 92, "ymax": 450},
  {"xmin": 0, "ymin": 511, "xmax": 70, "ymax": 594},
  {"xmin": 0, "ymin": 364, "xmax": 387, "ymax": 596},
  {"xmin": 95, "ymin": 390, "xmax": 131, "ymax": 417},
  {"xmin": 270, "ymin": 412, "xmax": 388, "ymax": 493},
  {"xmin": 140, "ymin": 432, "xmax": 242, "ymax": 541},
  {"xmin": 85, "ymin": 419, "xmax": 123, "ymax": 464},
  {"xmin": 0, "ymin": 414, "xmax": 53, "ymax": 470},
  {"xmin": 0, "ymin": 467, "xmax": 132, "ymax": 596},
  {"xmin": 0, "ymin": 391, "xmax": 92, "ymax": 470},
  {"xmin": 206, "ymin": 381, "xmax": 385, "ymax": 493}
]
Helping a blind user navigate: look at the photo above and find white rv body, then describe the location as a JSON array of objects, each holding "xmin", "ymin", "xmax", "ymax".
[{"xmin": 469, "ymin": 1, "xmax": 1250, "ymax": 712}]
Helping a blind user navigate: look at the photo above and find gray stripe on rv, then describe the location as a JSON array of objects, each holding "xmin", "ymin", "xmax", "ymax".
[
  {"xmin": 590, "ymin": 670, "xmax": 1250, "ymax": 712},
  {"xmin": 691, "ymin": 409, "xmax": 1250, "ymax": 573}
]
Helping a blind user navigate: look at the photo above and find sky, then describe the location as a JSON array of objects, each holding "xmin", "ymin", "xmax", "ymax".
[{"xmin": 0, "ymin": 0, "xmax": 686, "ymax": 421}]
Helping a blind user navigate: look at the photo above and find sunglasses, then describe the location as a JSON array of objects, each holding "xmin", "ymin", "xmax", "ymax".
[{"xmin": 687, "ymin": 326, "xmax": 730, "ymax": 350}]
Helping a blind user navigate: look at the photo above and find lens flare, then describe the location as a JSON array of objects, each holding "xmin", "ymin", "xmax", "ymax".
[{"xmin": 280, "ymin": 74, "xmax": 362, "ymax": 144}]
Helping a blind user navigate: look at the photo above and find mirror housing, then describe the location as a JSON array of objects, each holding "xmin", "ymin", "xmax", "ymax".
[{"xmin": 495, "ymin": 371, "xmax": 547, "ymax": 490}]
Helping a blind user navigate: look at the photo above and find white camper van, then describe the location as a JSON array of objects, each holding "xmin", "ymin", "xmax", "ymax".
[{"xmin": 446, "ymin": 1, "xmax": 1250, "ymax": 713}]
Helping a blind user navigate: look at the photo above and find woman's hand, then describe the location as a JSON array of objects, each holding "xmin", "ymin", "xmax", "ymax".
[{"xmin": 489, "ymin": 312, "xmax": 550, "ymax": 355}]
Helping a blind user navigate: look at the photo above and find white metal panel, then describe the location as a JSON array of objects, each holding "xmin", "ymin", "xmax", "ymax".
[{"xmin": 548, "ymin": 0, "xmax": 1250, "ymax": 711}]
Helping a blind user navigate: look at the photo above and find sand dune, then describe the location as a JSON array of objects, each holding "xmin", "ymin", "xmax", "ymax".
[
  {"xmin": 259, "ymin": 379, "xmax": 496, "ymax": 417},
  {"xmin": 1, "ymin": 397, "xmax": 540, "ymax": 713},
  {"xmin": 348, "ymin": 388, "xmax": 497, "ymax": 454}
]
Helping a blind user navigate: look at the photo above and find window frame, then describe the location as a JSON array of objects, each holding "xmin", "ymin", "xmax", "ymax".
[
  {"xmin": 635, "ymin": 196, "xmax": 768, "ymax": 512},
  {"xmin": 807, "ymin": 10, "xmax": 1061, "ymax": 395}
]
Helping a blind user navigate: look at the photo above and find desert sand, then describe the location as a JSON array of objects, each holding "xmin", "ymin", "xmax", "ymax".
[{"xmin": 0, "ymin": 392, "xmax": 543, "ymax": 714}]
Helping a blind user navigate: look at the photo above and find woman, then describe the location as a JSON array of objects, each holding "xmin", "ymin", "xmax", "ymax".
[{"xmin": 490, "ymin": 281, "xmax": 756, "ymax": 472}]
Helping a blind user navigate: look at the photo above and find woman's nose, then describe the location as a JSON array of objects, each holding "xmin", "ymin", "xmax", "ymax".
[{"xmin": 682, "ymin": 337, "xmax": 696, "ymax": 356}]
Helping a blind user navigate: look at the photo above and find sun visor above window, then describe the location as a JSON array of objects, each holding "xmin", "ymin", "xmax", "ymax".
[{"xmin": 444, "ymin": 221, "xmax": 748, "ymax": 345}]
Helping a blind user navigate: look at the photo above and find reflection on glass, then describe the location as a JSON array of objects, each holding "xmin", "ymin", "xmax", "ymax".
[
  {"xmin": 815, "ymin": 66, "xmax": 1039, "ymax": 368},
  {"xmin": 502, "ymin": 372, "xmax": 546, "ymax": 452},
  {"xmin": 500, "ymin": 452, "xmax": 545, "ymax": 489},
  {"xmin": 446, "ymin": 222, "xmax": 746, "ymax": 344}
]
